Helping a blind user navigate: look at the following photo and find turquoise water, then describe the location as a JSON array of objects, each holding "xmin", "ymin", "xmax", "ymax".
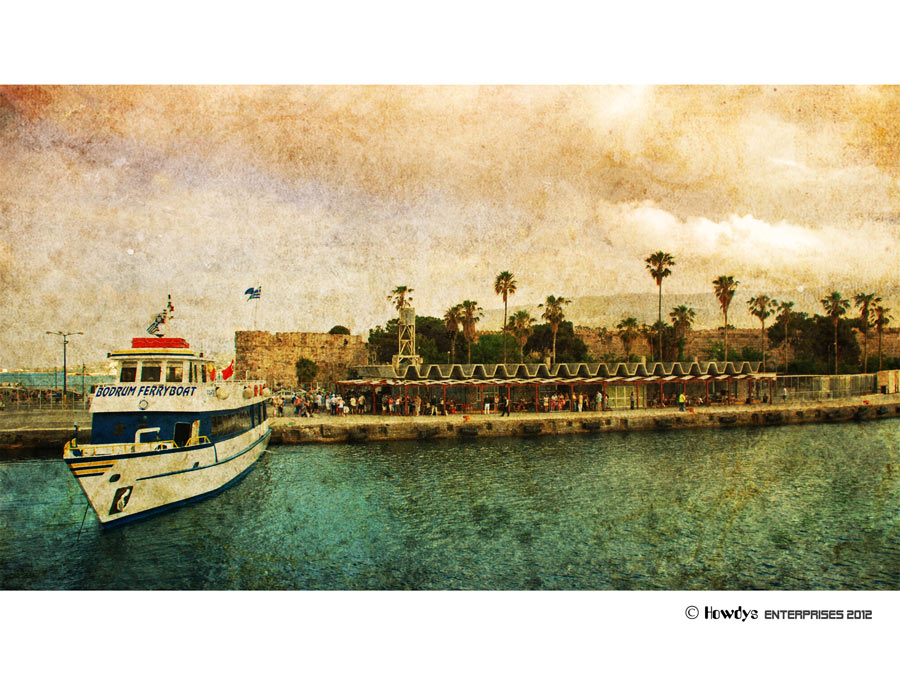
[
  {"xmin": 0, "ymin": 372, "xmax": 114, "ymax": 390},
  {"xmin": 2, "ymin": 420, "xmax": 900, "ymax": 589}
]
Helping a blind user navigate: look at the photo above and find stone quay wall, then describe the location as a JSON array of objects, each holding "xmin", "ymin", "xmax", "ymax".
[
  {"xmin": 235, "ymin": 331, "xmax": 369, "ymax": 389},
  {"xmin": 268, "ymin": 395, "xmax": 900, "ymax": 445}
]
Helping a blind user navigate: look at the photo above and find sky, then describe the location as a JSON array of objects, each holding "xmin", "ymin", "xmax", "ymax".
[{"xmin": 3, "ymin": 83, "xmax": 900, "ymax": 367}]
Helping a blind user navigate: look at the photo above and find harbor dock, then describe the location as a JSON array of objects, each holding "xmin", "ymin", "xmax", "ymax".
[{"xmin": 3, "ymin": 394, "xmax": 900, "ymax": 455}]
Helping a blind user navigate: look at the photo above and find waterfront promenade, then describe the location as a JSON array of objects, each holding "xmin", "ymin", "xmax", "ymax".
[
  {"xmin": 266, "ymin": 393, "xmax": 900, "ymax": 444},
  {"xmin": 5, "ymin": 394, "xmax": 898, "ymax": 453}
]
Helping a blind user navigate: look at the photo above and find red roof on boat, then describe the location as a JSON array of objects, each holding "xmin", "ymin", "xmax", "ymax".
[{"xmin": 131, "ymin": 337, "xmax": 190, "ymax": 349}]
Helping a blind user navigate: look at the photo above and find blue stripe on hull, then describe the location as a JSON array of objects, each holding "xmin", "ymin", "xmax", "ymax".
[{"xmin": 98, "ymin": 430, "xmax": 270, "ymax": 529}]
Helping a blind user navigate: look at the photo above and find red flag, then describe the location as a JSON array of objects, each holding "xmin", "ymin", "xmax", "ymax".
[{"xmin": 222, "ymin": 360, "xmax": 234, "ymax": 380}]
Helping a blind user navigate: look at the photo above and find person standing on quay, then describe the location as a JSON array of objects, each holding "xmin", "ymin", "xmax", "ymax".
[
  {"xmin": 678, "ymin": 391, "xmax": 686, "ymax": 412},
  {"xmin": 630, "ymin": 391, "xmax": 635, "ymax": 410}
]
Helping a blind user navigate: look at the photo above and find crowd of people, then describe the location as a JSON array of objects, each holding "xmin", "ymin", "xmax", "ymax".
[
  {"xmin": 269, "ymin": 389, "xmax": 370, "ymax": 417},
  {"xmin": 267, "ymin": 388, "xmax": 625, "ymax": 417},
  {"xmin": 268, "ymin": 386, "xmax": 776, "ymax": 418}
]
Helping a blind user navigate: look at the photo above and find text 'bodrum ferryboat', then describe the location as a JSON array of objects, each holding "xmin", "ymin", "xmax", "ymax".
[{"xmin": 64, "ymin": 337, "xmax": 272, "ymax": 526}]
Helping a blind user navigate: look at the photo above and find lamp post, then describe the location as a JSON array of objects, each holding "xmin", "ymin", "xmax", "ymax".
[{"xmin": 46, "ymin": 331, "xmax": 82, "ymax": 404}]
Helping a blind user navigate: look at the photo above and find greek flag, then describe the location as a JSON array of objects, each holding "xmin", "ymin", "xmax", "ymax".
[{"xmin": 245, "ymin": 286, "xmax": 261, "ymax": 301}]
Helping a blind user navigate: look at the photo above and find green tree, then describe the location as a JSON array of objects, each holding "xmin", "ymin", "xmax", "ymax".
[
  {"xmin": 854, "ymin": 292, "xmax": 880, "ymax": 373},
  {"xmin": 525, "ymin": 321, "xmax": 589, "ymax": 363},
  {"xmin": 295, "ymin": 357, "xmax": 318, "ymax": 386},
  {"xmin": 706, "ymin": 341, "xmax": 742, "ymax": 362},
  {"xmin": 508, "ymin": 309, "xmax": 535, "ymax": 362},
  {"xmin": 616, "ymin": 316, "xmax": 640, "ymax": 360},
  {"xmin": 328, "ymin": 325, "xmax": 351, "ymax": 335},
  {"xmin": 443, "ymin": 304, "xmax": 463, "ymax": 363},
  {"xmin": 747, "ymin": 294, "xmax": 777, "ymax": 369},
  {"xmin": 460, "ymin": 300, "xmax": 483, "ymax": 364},
  {"xmin": 775, "ymin": 300, "xmax": 794, "ymax": 373},
  {"xmin": 874, "ymin": 303, "xmax": 892, "ymax": 371},
  {"xmin": 769, "ymin": 310, "xmax": 857, "ymax": 374},
  {"xmin": 538, "ymin": 295, "xmax": 572, "ymax": 365},
  {"xmin": 669, "ymin": 305, "xmax": 696, "ymax": 361},
  {"xmin": 469, "ymin": 333, "xmax": 505, "ymax": 364},
  {"xmin": 712, "ymin": 275, "xmax": 739, "ymax": 362},
  {"xmin": 645, "ymin": 251, "xmax": 675, "ymax": 362},
  {"xmin": 821, "ymin": 291, "xmax": 850, "ymax": 374},
  {"xmin": 494, "ymin": 270, "xmax": 517, "ymax": 364}
]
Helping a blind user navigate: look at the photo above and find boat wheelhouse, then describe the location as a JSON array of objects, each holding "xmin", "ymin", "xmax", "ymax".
[{"xmin": 63, "ymin": 337, "xmax": 272, "ymax": 526}]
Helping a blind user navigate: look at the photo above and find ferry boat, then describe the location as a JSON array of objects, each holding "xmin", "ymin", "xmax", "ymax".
[{"xmin": 63, "ymin": 337, "xmax": 272, "ymax": 526}]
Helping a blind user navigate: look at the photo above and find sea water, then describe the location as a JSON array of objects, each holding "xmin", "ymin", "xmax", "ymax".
[{"xmin": 2, "ymin": 419, "xmax": 900, "ymax": 589}]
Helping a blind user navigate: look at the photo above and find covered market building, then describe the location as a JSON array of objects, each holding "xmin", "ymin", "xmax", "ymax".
[{"xmin": 337, "ymin": 361, "xmax": 777, "ymax": 415}]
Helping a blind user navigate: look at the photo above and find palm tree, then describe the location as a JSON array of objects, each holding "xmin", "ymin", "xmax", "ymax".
[
  {"xmin": 670, "ymin": 305, "xmax": 696, "ymax": 360},
  {"xmin": 538, "ymin": 295, "xmax": 571, "ymax": 365},
  {"xmin": 494, "ymin": 271, "xmax": 517, "ymax": 364},
  {"xmin": 854, "ymin": 292, "xmax": 880, "ymax": 373},
  {"xmin": 443, "ymin": 304, "xmax": 463, "ymax": 363},
  {"xmin": 459, "ymin": 300, "xmax": 483, "ymax": 364},
  {"xmin": 777, "ymin": 300, "xmax": 794, "ymax": 374},
  {"xmin": 747, "ymin": 295, "xmax": 777, "ymax": 369},
  {"xmin": 387, "ymin": 285, "xmax": 413, "ymax": 312},
  {"xmin": 873, "ymin": 303, "xmax": 892, "ymax": 371},
  {"xmin": 616, "ymin": 316, "xmax": 640, "ymax": 360},
  {"xmin": 821, "ymin": 291, "xmax": 850, "ymax": 374},
  {"xmin": 508, "ymin": 310, "xmax": 535, "ymax": 362},
  {"xmin": 645, "ymin": 251, "xmax": 675, "ymax": 362},
  {"xmin": 712, "ymin": 275, "xmax": 739, "ymax": 362}
]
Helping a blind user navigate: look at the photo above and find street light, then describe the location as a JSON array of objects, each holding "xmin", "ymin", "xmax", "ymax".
[{"xmin": 46, "ymin": 331, "xmax": 82, "ymax": 404}]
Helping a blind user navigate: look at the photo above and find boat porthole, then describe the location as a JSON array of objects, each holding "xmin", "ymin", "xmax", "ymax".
[
  {"xmin": 193, "ymin": 462, "xmax": 200, "ymax": 469},
  {"xmin": 109, "ymin": 473, "xmax": 121, "ymax": 483}
]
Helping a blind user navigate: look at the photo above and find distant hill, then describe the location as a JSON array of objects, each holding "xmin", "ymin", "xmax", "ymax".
[{"xmin": 481, "ymin": 287, "xmax": 900, "ymax": 331}]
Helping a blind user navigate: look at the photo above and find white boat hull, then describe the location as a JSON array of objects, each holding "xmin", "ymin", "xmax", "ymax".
[{"xmin": 66, "ymin": 423, "xmax": 270, "ymax": 526}]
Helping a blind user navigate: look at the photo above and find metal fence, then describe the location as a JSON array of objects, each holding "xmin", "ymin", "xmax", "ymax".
[
  {"xmin": 0, "ymin": 388, "xmax": 91, "ymax": 411},
  {"xmin": 775, "ymin": 374, "xmax": 877, "ymax": 402}
]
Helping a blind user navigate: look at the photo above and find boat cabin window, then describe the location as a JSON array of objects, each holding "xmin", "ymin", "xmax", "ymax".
[
  {"xmin": 166, "ymin": 361, "xmax": 184, "ymax": 383},
  {"xmin": 140, "ymin": 361, "xmax": 162, "ymax": 382},
  {"xmin": 189, "ymin": 362, "xmax": 195, "ymax": 383},
  {"xmin": 120, "ymin": 361, "xmax": 138, "ymax": 383},
  {"xmin": 201, "ymin": 364, "xmax": 208, "ymax": 383}
]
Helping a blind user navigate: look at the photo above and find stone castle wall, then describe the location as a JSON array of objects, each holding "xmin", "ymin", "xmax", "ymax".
[
  {"xmin": 576, "ymin": 326, "xmax": 899, "ymax": 365},
  {"xmin": 576, "ymin": 327, "xmax": 779, "ymax": 361},
  {"xmin": 235, "ymin": 331, "xmax": 369, "ymax": 389}
]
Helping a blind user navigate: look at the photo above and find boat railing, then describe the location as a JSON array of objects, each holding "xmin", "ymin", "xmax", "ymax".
[{"xmin": 63, "ymin": 435, "xmax": 212, "ymax": 458}]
